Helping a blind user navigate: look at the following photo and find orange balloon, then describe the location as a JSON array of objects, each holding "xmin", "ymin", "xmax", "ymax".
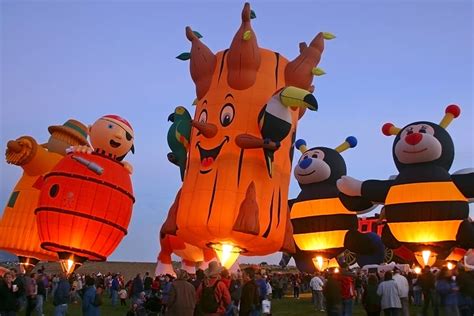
[{"xmin": 36, "ymin": 152, "xmax": 134, "ymax": 261}]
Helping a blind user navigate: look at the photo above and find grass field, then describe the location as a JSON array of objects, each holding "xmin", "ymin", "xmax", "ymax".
[{"xmin": 40, "ymin": 292, "xmax": 424, "ymax": 315}]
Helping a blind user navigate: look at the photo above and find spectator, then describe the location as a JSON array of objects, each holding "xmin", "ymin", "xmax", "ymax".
[
  {"xmin": 239, "ymin": 267, "xmax": 260, "ymax": 316},
  {"xmin": 412, "ymin": 274, "xmax": 422, "ymax": 306},
  {"xmin": 53, "ymin": 273, "xmax": 71, "ymax": 316},
  {"xmin": 338, "ymin": 264, "xmax": 356, "ymax": 316},
  {"xmin": 362, "ymin": 274, "xmax": 381, "ymax": 316},
  {"xmin": 0, "ymin": 271, "xmax": 20, "ymax": 316},
  {"xmin": 35, "ymin": 273, "xmax": 46, "ymax": 316},
  {"xmin": 161, "ymin": 274, "xmax": 173, "ymax": 313},
  {"xmin": 119, "ymin": 287, "xmax": 128, "ymax": 306},
  {"xmin": 392, "ymin": 268, "xmax": 409, "ymax": 316},
  {"xmin": 292, "ymin": 275, "xmax": 301, "ymax": 299},
  {"xmin": 323, "ymin": 271, "xmax": 342, "ymax": 316},
  {"xmin": 82, "ymin": 276, "xmax": 102, "ymax": 316},
  {"xmin": 229, "ymin": 272, "xmax": 242, "ymax": 307},
  {"xmin": 255, "ymin": 271, "xmax": 267, "ymax": 302},
  {"xmin": 436, "ymin": 267, "xmax": 459, "ymax": 316},
  {"xmin": 457, "ymin": 267, "xmax": 474, "ymax": 316},
  {"xmin": 167, "ymin": 269, "xmax": 196, "ymax": 316},
  {"xmin": 131, "ymin": 273, "xmax": 144, "ymax": 301},
  {"xmin": 220, "ymin": 269, "xmax": 231, "ymax": 290},
  {"xmin": 377, "ymin": 271, "xmax": 401, "ymax": 316},
  {"xmin": 193, "ymin": 269, "xmax": 205, "ymax": 290},
  {"xmin": 196, "ymin": 261, "xmax": 231, "ymax": 315},
  {"xmin": 310, "ymin": 271, "xmax": 325, "ymax": 312},
  {"xmin": 111, "ymin": 274, "xmax": 120, "ymax": 306},
  {"xmin": 151, "ymin": 276, "xmax": 160, "ymax": 296},
  {"xmin": 25, "ymin": 272, "xmax": 37, "ymax": 316},
  {"xmin": 10, "ymin": 268, "xmax": 26, "ymax": 312},
  {"xmin": 418, "ymin": 266, "xmax": 438, "ymax": 316},
  {"xmin": 143, "ymin": 272, "xmax": 153, "ymax": 297}
]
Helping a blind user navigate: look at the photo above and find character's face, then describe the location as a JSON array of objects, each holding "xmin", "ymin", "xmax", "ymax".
[
  {"xmin": 394, "ymin": 124, "xmax": 442, "ymax": 164},
  {"xmin": 294, "ymin": 149, "xmax": 331, "ymax": 184},
  {"xmin": 89, "ymin": 118, "xmax": 134, "ymax": 158},
  {"xmin": 194, "ymin": 94, "xmax": 236, "ymax": 174}
]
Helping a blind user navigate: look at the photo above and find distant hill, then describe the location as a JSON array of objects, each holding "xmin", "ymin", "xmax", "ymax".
[{"xmin": 0, "ymin": 251, "xmax": 17, "ymax": 262}]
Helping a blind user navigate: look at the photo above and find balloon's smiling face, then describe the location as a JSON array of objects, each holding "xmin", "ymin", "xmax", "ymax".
[
  {"xmin": 294, "ymin": 149, "xmax": 331, "ymax": 184},
  {"xmin": 394, "ymin": 124, "xmax": 442, "ymax": 164},
  {"xmin": 90, "ymin": 118, "xmax": 134, "ymax": 158}
]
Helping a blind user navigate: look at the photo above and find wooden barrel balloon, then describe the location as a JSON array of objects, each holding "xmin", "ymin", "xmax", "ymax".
[{"xmin": 35, "ymin": 152, "xmax": 134, "ymax": 262}]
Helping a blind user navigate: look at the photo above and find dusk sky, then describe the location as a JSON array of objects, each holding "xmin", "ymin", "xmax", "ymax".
[{"xmin": 1, "ymin": 1, "xmax": 472, "ymax": 265}]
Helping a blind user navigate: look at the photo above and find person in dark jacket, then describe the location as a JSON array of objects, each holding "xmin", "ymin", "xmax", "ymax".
[
  {"xmin": 131, "ymin": 274, "xmax": 144, "ymax": 301},
  {"xmin": 436, "ymin": 267, "xmax": 459, "ymax": 316},
  {"xmin": 53, "ymin": 273, "xmax": 71, "ymax": 316},
  {"xmin": 324, "ymin": 272, "xmax": 342, "ymax": 316},
  {"xmin": 143, "ymin": 272, "xmax": 153, "ymax": 297},
  {"xmin": 362, "ymin": 274, "xmax": 381, "ymax": 316},
  {"xmin": 167, "ymin": 269, "xmax": 196, "ymax": 316},
  {"xmin": 0, "ymin": 271, "xmax": 19, "ymax": 316},
  {"xmin": 239, "ymin": 267, "xmax": 260, "ymax": 316},
  {"xmin": 111, "ymin": 274, "xmax": 120, "ymax": 306},
  {"xmin": 418, "ymin": 266, "xmax": 438, "ymax": 316}
]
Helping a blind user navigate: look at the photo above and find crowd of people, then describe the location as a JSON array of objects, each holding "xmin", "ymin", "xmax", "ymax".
[
  {"xmin": 309, "ymin": 263, "xmax": 474, "ymax": 316},
  {"xmin": 1, "ymin": 261, "xmax": 474, "ymax": 316}
]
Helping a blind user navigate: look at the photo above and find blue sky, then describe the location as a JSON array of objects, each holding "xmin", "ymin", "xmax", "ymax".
[{"xmin": 1, "ymin": 1, "xmax": 472, "ymax": 265}]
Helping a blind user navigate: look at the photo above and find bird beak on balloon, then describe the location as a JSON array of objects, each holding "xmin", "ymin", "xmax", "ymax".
[
  {"xmin": 167, "ymin": 113, "xmax": 175, "ymax": 122},
  {"xmin": 191, "ymin": 120, "xmax": 218, "ymax": 138}
]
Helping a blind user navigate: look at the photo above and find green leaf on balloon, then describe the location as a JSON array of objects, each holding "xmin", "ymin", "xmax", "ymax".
[{"xmin": 176, "ymin": 52, "xmax": 191, "ymax": 61}]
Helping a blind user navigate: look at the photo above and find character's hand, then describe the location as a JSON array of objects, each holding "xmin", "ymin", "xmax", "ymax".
[
  {"xmin": 5, "ymin": 136, "xmax": 37, "ymax": 165},
  {"xmin": 337, "ymin": 176, "xmax": 362, "ymax": 197},
  {"xmin": 122, "ymin": 161, "xmax": 133, "ymax": 174},
  {"xmin": 68, "ymin": 145, "xmax": 93, "ymax": 154}
]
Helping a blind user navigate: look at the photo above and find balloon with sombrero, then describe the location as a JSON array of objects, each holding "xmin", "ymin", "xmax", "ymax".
[
  {"xmin": 0, "ymin": 119, "xmax": 88, "ymax": 272},
  {"xmin": 36, "ymin": 115, "xmax": 136, "ymax": 274}
]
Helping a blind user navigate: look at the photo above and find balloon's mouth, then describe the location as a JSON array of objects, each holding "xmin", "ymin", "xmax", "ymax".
[
  {"xmin": 110, "ymin": 139, "xmax": 121, "ymax": 148},
  {"xmin": 402, "ymin": 148, "xmax": 427, "ymax": 154},
  {"xmin": 297, "ymin": 170, "xmax": 315, "ymax": 177},
  {"xmin": 196, "ymin": 136, "xmax": 229, "ymax": 173}
]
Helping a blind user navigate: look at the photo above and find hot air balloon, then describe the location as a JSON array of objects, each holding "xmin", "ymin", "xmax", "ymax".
[
  {"xmin": 162, "ymin": 2, "xmax": 333, "ymax": 268},
  {"xmin": 35, "ymin": 115, "xmax": 135, "ymax": 274},
  {"xmin": 0, "ymin": 119, "xmax": 88, "ymax": 272},
  {"xmin": 287, "ymin": 137, "xmax": 383, "ymax": 272},
  {"xmin": 337, "ymin": 105, "xmax": 474, "ymax": 267}
]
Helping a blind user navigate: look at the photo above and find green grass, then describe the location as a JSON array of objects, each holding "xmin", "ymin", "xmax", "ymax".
[{"xmin": 40, "ymin": 292, "xmax": 423, "ymax": 315}]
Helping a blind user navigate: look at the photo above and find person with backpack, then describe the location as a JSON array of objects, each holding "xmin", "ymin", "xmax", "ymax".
[
  {"xmin": 196, "ymin": 261, "xmax": 231, "ymax": 316},
  {"xmin": 82, "ymin": 276, "xmax": 103, "ymax": 316},
  {"xmin": 239, "ymin": 267, "xmax": 260, "ymax": 316},
  {"xmin": 167, "ymin": 269, "xmax": 196, "ymax": 316}
]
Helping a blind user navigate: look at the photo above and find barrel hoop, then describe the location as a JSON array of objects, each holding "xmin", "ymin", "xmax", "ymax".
[
  {"xmin": 35, "ymin": 207, "xmax": 128, "ymax": 235},
  {"xmin": 44, "ymin": 171, "xmax": 135, "ymax": 203},
  {"xmin": 41, "ymin": 242, "xmax": 106, "ymax": 261}
]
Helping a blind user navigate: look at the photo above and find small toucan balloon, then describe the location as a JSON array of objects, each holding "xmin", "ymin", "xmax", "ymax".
[
  {"xmin": 167, "ymin": 106, "xmax": 192, "ymax": 180},
  {"xmin": 337, "ymin": 104, "xmax": 474, "ymax": 265}
]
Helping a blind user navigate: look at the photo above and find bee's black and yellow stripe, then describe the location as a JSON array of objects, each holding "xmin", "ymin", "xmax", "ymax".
[
  {"xmin": 385, "ymin": 181, "xmax": 468, "ymax": 243},
  {"xmin": 290, "ymin": 197, "xmax": 357, "ymax": 251}
]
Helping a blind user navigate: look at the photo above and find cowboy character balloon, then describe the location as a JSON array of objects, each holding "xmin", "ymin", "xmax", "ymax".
[
  {"xmin": 0, "ymin": 119, "xmax": 88, "ymax": 272},
  {"xmin": 337, "ymin": 104, "xmax": 474, "ymax": 267},
  {"xmin": 163, "ymin": 3, "xmax": 333, "ymax": 267},
  {"xmin": 287, "ymin": 137, "xmax": 383, "ymax": 272},
  {"xmin": 35, "ymin": 115, "xmax": 135, "ymax": 274}
]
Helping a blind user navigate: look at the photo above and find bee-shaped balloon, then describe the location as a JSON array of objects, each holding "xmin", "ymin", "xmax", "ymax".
[
  {"xmin": 288, "ymin": 137, "xmax": 383, "ymax": 272},
  {"xmin": 338, "ymin": 105, "xmax": 474, "ymax": 264}
]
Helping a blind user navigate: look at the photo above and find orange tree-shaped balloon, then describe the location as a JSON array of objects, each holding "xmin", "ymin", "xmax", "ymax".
[{"xmin": 163, "ymin": 3, "xmax": 333, "ymax": 268}]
